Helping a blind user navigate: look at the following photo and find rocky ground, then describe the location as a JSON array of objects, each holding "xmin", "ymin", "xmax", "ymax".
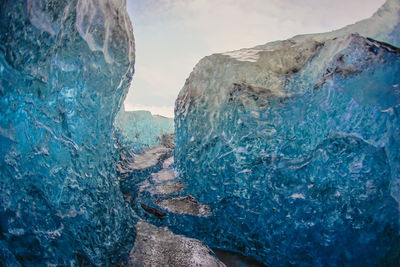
[
  {"xmin": 118, "ymin": 143, "xmax": 265, "ymax": 267},
  {"xmin": 129, "ymin": 220, "xmax": 224, "ymax": 266}
]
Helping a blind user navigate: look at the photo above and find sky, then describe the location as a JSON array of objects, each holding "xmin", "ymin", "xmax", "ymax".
[{"xmin": 125, "ymin": 0, "xmax": 385, "ymax": 118}]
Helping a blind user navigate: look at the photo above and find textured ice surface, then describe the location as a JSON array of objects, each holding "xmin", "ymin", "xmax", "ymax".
[
  {"xmin": 0, "ymin": 0, "xmax": 136, "ymax": 265},
  {"xmin": 115, "ymin": 106, "xmax": 174, "ymax": 148},
  {"xmin": 175, "ymin": 1, "xmax": 400, "ymax": 265}
]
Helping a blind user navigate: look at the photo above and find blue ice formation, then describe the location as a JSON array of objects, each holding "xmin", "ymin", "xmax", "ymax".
[
  {"xmin": 115, "ymin": 107, "xmax": 174, "ymax": 149},
  {"xmin": 0, "ymin": 0, "xmax": 136, "ymax": 265},
  {"xmin": 175, "ymin": 0, "xmax": 400, "ymax": 265}
]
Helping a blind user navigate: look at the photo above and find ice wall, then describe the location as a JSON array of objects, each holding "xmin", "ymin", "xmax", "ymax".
[
  {"xmin": 175, "ymin": 0, "xmax": 400, "ymax": 265},
  {"xmin": 0, "ymin": 0, "xmax": 136, "ymax": 265},
  {"xmin": 115, "ymin": 107, "xmax": 174, "ymax": 148}
]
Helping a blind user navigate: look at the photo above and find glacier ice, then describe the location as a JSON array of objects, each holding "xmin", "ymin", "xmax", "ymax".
[
  {"xmin": 0, "ymin": 0, "xmax": 136, "ymax": 265},
  {"xmin": 115, "ymin": 106, "xmax": 174, "ymax": 149},
  {"xmin": 174, "ymin": 0, "xmax": 400, "ymax": 265}
]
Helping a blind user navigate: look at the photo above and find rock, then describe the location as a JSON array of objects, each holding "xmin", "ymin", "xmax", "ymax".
[
  {"xmin": 156, "ymin": 196, "xmax": 211, "ymax": 217},
  {"xmin": 129, "ymin": 221, "xmax": 225, "ymax": 267},
  {"xmin": 119, "ymin": 146, "xmax": 171, "ymax": 173},
  {"xmin": 153, "ymin": 182, "xmax": 184, "ymax": 195},
  {"xmin": 162, "ymin": 156, "xmax": 174, "ymax": 169},
  {"xmin": 152, "ymin": 169, "xmax": 176, "ymax": 182},
  {"xmin": 140, "ymin": 180, "xmax": 184, "ymax": 196}
]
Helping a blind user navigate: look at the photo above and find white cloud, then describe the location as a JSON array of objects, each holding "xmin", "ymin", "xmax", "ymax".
[{"xmin": 162, "ymin": 0, "xmax": 386, "ymax": 51}]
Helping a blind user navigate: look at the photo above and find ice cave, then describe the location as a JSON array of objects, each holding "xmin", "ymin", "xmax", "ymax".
[{"xmin": 0, "ymin": 0, "xmax": 399, "ymax": 266}]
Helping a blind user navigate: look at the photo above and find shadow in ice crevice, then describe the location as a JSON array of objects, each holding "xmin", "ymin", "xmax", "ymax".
[{"xmin": 213, "ymin": 248, "xmax": 266, "ymax": 267}]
